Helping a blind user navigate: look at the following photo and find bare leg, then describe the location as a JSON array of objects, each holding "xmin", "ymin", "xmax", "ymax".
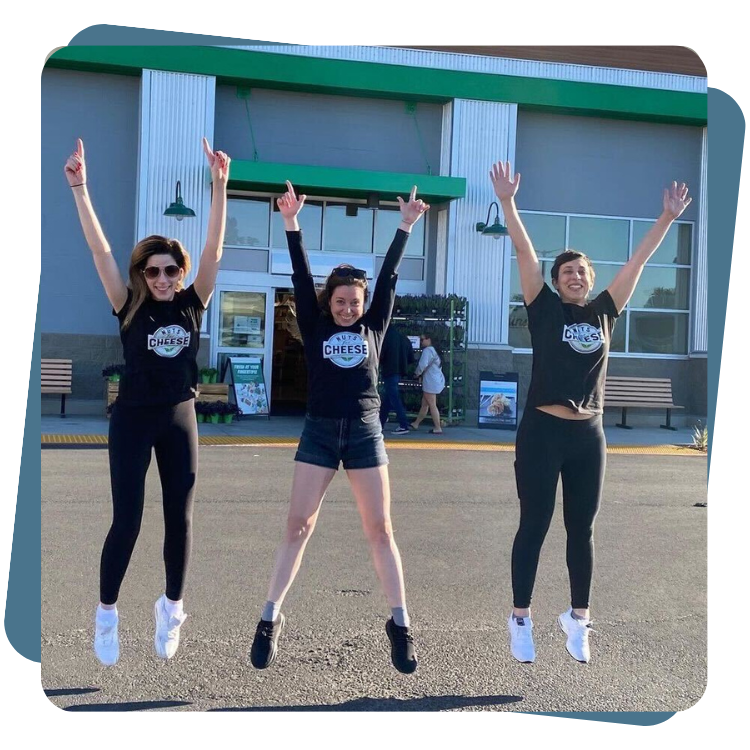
[
  {"xmin": 347, "ymin": 465, "xmax": 406, "ymax": 609},
  {"xmin": 411, "ymin": 395, "xmax": 429, "ymax": 429},
  {"xmin": 424, "ymin": 392, "xmax": 442, "ymax": 432},
  {"xmin": 265, "ymin": 462, "xmax": 336, "ymax": 605}
]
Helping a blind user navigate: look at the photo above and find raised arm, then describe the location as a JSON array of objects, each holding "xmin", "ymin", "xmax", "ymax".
[
  {"xmin": 277, "ymin": 180, "xmax": 318, "ymax": 326},
  {"xmin": 607, "ymin": 182, "xmax": 692, "ymax": 314},
  {"xmin": 65, "ymin": 139, "xmax": 128, "ymax": 312},
  {"xmin": 193, "ymin": 137, "xmax": 230, "ymax": 307},
  {"xmin": 368, "ymin": 186, "xmax": 430, "ymax": 327},
  {"xmin": 490, "ymin": 161, "xmax": 543, "ymax": 305}
]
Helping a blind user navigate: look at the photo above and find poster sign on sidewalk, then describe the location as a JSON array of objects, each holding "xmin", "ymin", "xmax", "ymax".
[
  {"xmin": 478, "ymin": 371, "xmax": 519, "ymax": 430},
  {"xmin": 227, "ymin": 356, "xmax": 270, "ymax": 417}
]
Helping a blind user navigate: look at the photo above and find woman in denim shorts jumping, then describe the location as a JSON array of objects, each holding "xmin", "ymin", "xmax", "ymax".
[{"xmin": 250, "ymin": 181, "xmax": 429, "ymax": 674}]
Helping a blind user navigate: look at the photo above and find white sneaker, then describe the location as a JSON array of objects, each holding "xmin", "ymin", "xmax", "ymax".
[
  {"xmin": 94, "ymin": 608, "xmax": 119, "ymax": 666},
  {"xmin": 154, "ymin": 595, "xmax": 187, "ymax": 660},
  {"xmin": 507, "ymin": 613, "xmax": 536, "ymax": 663},
  {"xmin": 558, "ymin": 608, "xmax": 593, "ymax": 663}
]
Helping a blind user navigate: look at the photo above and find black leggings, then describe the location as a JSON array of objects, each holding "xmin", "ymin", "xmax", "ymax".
[
  {"xmin": 100, "ymin": 400, "xmax": 198, "ymax": 604},
  {"xmin": 512, "ymin": 408, "xmax": 606, "ymax": 610}
]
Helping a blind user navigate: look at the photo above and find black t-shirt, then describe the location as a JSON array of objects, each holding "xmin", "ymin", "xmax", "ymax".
[
  {"xmin": 380, "ymin": 325, "xmax": 414, "ymax": 379},
  {"xmin": 287, "ymin": 229, "xmax": 409, "ymax": 418},
  {"xmin": 525, "ymin": 283, "xmax": 619, "ymax": 415},
  {"xmin": 113, "ymin": 285, "xmax": 206, "ymax": 407}
]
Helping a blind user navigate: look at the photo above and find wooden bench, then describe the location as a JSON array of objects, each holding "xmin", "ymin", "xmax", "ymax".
[
  {"xmin": 196, "ymin": 383, "xmax": 229, "ymax": 403},
  {"xmin": 106, "ymin": 382, "xmax": 229, "ymax": 416},
  {"xmin": 605, "ymin": 376, "xmax": 683, "ymax": 430},
  {"xmin": 42, "ymin": 359, "xmax": 72, "ymax": 417}
]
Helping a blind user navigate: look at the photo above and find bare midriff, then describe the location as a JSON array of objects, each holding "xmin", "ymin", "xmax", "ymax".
[{"xmin": 536, "ymin": 404, "xmax": 596, "ymax": 421}]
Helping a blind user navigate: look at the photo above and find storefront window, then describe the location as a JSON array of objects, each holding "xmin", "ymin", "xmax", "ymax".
[
  {"xmin": 632, "ymin": 221, "xmax": 691, "ymax": 265},
  {"xmin": 324, "ymin": 204, "xmax": 374, "ymax": 254},
  {"xmin": 218, "ymin": 291, "xmax": 267, "ymax": 348},
  {"xmin": 514, "ymin": 213, "xmax": 565, "ymax": 260},
  {"xmin": 271, "ymin": 201, "xmax": 323, "ymax": 250},
  {"xmin": 226, "ymin": 198, "xmax": 270, "ymax": 247},
  {"xmin": 568, "ymin": 216, "xmax": 629, "ymax": 262},
  {"xmin": 376, "ymin": 208, "xmax": 425, "ymax": 257}
]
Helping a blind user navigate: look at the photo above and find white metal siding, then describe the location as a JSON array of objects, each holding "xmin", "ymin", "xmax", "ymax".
[
  {"xmin": 227, "ymin": 46, "xmax": 706, "ymax": 94},
  {"xmin": 137, "ymin": 70, "xmax": 216, "ymax": 286},
  {"xmin": 447, "ymin": 101, "xmax": 517, "ymax": 345},
  {"xmin": 693, "ymin": 127, "xmax": 708, "ymax": 352}
]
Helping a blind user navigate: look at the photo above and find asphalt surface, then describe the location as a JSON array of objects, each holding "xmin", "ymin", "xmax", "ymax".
[{"xmin": 41, "ymin": 446, "xmax": 707, "ymax": 713}]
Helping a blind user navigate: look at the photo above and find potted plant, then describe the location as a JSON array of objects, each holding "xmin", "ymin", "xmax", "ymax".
[
  {"xmin": 194, "ymin": 401, "xmax": 210, "ymax": 423},
  {"xmin": 205, "ymin": 401, "xmax": 223, "ymax": 424},
  {"xmin": 219, "ymin": 401, "xmax": 240, "ymax": 424},
  {"xmin": 102, "ymin": 364, "xmax": 125, "ymax": 414},
  {"xmin": 102, "ymin": 364, "xmax": 125, "ymax": 382},
  {"xmin": 199, "ymin": 367, "xmax": 219, "ymax": 384}
]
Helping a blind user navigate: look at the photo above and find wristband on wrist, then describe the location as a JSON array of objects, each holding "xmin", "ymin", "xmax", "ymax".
[{"xmin": 70, "ymin": 182, "xmax": 86, "ymax": 188}]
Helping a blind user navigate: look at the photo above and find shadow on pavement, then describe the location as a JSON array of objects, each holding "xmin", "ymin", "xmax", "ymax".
[
  {"xmin": 44, "ymin": 687, "xmax": 100, "ymax": 697},
  {"xmin": 65, "ymin": 700, "xmax": 192, "ymax": 711}
]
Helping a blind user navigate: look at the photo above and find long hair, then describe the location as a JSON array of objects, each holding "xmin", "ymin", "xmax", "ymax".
[
  {"xmin": 317, "ymin": 264, "xmax": 369, "ymax": 316},
  {"xmin": 122, "ymin": 235, "xmax": 191, "ymax": 330},
  {"xmin": 550, "ymin": 250, "xmax": 595, "ymax": 286}
]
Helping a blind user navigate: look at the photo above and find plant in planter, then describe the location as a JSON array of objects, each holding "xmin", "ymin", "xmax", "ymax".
[
  {"xmin": 102, "ymin": 364, "xmax": 125, "ymax": 382},
  {"xmin": 199, "ymin": 367, "xmax": 219, "ymax": 384},
  {"xmin": 204, "ymin": 401, "xmax": 223, "ymax": 424},
  {"xmin": 218, "ymin": 401, "xmax": 240, "ymax": 424},
  {"xmin": 194, "ymin": 401, "xmax": 211, "ymax": 423}
]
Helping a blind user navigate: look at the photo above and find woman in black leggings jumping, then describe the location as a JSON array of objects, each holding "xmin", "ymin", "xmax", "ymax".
[
  {"xmin": 65, "ymin": 137, "xmax": 230, "ymax": 665},
  {"xmin": 490, "ymin": 161, "xmax": 691, "ymax": 663}
]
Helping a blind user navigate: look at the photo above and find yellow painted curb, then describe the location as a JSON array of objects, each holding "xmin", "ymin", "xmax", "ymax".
[{"xmin": 42, "ymin": 434, "xmax": 705, "ymax": 457}]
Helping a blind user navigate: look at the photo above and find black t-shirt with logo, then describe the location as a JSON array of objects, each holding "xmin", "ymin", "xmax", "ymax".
[
  {"xmin": 525, "ymin": 283, "xmax": 619, "ymax": 415},
  {"xmin": 113, "ymin": 285, "xmax": 206, "ymax": 407},
  {"xmin": 287, "ymin": 229, "xmax": 409, "ymax": 418}
]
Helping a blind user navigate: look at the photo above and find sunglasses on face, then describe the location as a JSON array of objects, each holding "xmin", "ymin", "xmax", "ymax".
[
  {"xmin": 143, "ymin": 264, "xmax": 181, "ymax": 280},
  {"xmin": 331, "ymin": 266, "xmax": 367, "ymax": 280}
]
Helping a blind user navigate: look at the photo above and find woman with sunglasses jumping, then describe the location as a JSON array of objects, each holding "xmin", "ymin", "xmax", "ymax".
[
  {"xmin": 65, "ymin": 137, "xmax": 230, "ymax": 666},
  {"xmin": 250, "ymin": 182, "xmax": 429, "ymax": 674}
]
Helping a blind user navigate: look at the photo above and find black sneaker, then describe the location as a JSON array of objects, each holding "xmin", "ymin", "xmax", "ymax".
[
  {"xmin": 385, "ymin": 618, "xmax": 417, "ymax": 674},
  {"xmin": 250, "ymin": 613, "xmax": 285, "ymax": 669}
]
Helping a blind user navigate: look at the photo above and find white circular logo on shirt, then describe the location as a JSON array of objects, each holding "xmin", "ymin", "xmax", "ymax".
[
  {"xmin": 562, "ymin": 323, "xmax": 604, "ymax": 354},
  {"xmin": 147, "ymin": 325, "xmax": 191, "ymax": 358},
  {"xmin": 322, "ymin": 332, "xmax": 369, "ymax": 368}
]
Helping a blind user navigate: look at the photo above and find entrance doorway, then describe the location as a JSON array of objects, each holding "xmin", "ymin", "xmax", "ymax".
[{"xmin": 271, "ymin": 289, "xmax": 308, "ymax": 415}]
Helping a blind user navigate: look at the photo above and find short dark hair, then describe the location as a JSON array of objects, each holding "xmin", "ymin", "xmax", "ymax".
[{"xmin": 550, "ymin": 250, "xmax": 594, "ymax": 282}]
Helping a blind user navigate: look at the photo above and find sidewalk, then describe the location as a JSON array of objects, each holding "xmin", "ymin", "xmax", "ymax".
[{"xmin": 41, "ymin": 413, "xmax": 704, "ymax": 455}]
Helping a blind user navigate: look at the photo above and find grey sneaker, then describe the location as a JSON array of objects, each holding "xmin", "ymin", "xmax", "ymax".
[{"xmin": 391, "ymin": 426, "xmax": 410, "ymax": 435}]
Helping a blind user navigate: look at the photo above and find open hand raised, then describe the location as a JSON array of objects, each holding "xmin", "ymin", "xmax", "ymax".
[
  {"xmin": 489, "ymin": 161, "xmax": 521, "ymax": 202},
  {"xmin": 663, "ymin": 181, "xmax": 692, "ymax": 220}
]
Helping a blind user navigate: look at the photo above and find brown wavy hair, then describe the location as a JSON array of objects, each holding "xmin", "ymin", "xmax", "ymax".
[
  {"xmin": 122, "ymin": 235, "xmax": 191, "ymax": 330},
  {"xmin": 317, "ymin": 264, "xmax": 369, "ymax": 316}
]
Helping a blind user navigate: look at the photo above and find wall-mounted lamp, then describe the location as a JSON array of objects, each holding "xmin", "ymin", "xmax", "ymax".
[
  {"xmin": 163, "ymin": 181, "xmax": 196, "ymax": 221},
  {"xmin": 475, "ymin": 201, "xmax": 508, "ymax": 240}
]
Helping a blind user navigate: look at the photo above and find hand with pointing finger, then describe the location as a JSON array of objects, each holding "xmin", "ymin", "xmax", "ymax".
[
  {"xmin": 276, "ymin": 180, "xmax": 307, "ymax": 220},
  {"xmin": 398, "ymin": 186, "xmax": 430, "ymax": 226},
  {"xmin": 203, "ymin": 137, "xmax": 231, "ymax": 184},
  {"xmin": 64, "ymin": 138, "xmax": 87, "ymax": 188}
]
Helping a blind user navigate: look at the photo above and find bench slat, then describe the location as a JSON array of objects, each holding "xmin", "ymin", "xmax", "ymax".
[
  {"xmin": 41, "ymin": 359, "xmax": 73, "ymax": 416},
  {"xmin": 604, "ymin": 376, "xmax": 682, "ymax": 429}
]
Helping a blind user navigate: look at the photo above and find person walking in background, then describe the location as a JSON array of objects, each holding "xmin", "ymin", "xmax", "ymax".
[
  {"xmin": 379, "ymin": 325, "xmax": 415, "ymax": 435},
  {"xmin": 410, "ymin": 334, "xmax": 445, "ymax": 434}
]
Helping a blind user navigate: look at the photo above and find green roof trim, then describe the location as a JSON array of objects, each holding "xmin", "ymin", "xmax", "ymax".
[
  {"xmin": 46, "ymin": 46, "xmax": 707, "ymax": 125},
  {"xmin": 226, "ymin": 160, "xmax": 466, "ymax": 203}
]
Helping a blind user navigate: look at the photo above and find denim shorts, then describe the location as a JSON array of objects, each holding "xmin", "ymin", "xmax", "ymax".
[{"xmin": 295, "ymin": 410, "xmax": 389, "ymax": 470}]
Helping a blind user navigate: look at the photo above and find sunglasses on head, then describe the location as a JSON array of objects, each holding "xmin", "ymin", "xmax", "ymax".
[
  {"xmin": 143, "ymin": 264, "xmax": 181, "ymax": 280},
  {"xmin": 331, "ymin": 266, "xmax": 367, "ymax": 280}
]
